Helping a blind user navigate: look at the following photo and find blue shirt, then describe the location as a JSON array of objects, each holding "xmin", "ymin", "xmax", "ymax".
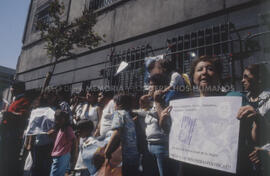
[{"xmin": 111, "ymin": 110, "xmax": 139, "ymax": 164}]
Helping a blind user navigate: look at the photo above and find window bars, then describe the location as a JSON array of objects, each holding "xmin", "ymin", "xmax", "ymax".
[
  {"xmin": 103, "ymin": 23, "xmax": 238, "ymax": 92},
  {"xmin": 89, "ymin": 0, "xmax": 120, "ymax": 11},
  {"xmin": 103, "ymin": 46, "xmax": 149, "ymax": 93},
  {"xmin": 167, "ymin": 23, "xmax": 235, "ymax": 85},
  {"xmin": 32, "ymin": 2, "xmax": 51, "ymax": 32}
]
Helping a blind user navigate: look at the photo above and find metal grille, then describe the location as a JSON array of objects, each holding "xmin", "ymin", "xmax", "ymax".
[
  {"xmin": 167, "ymin": 23, "xmax": 235, "ymax": 84},
  {"xmin": 103, "ymin": 23, "xmax": 238, "ymax": 92},
  {"xmin": 103, "ymin": 46, "xmax": 149, "ymax": 93},
  {"xmin": 89, "ymin": 0, "xmax": 120, "ymax": 11}
]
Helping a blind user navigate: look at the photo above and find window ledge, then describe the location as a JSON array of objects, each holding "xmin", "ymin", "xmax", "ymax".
[{"xmin": 93, "ymin": 0, "xmax": 129, "ymax": 14}]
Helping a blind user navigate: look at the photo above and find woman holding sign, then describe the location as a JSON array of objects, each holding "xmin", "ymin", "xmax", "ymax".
[{"xmin": 178, "ymin": 56, "xmax": 253, "ymax": 176}]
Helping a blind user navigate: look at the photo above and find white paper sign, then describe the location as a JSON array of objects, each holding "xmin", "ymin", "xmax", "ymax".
[
  {"xmin": 169, "ymin": 96, "xmax": 242, "ymax": 173},
  {"xmin": 25, "ymin": 107, "xmax": 55, "ymax": 135},
  {"xmin": 115, "ymin": 61, "xmax": 129, "ymax": 76}
]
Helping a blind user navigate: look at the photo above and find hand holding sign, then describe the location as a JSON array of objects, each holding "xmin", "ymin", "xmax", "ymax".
[{"xmin": 169, "ymin": 96, "xmax": 242, "ymax": 174}]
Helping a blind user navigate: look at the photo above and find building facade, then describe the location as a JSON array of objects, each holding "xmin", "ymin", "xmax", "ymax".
[
  {"xmin": 0, "ymin": 66, "xmax": 15, "ymax": 108},
  {"xmin": 17, "ymin": 0, "xmax": 270, "ymax": 93}
]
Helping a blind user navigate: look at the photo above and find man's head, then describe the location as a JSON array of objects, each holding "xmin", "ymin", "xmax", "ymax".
[
  {"xmin": 113, "ymin": 94, "xmax": 133, "ymax": 110},
  {"xmin": 97, "ymin": 91, "xmax": 114, "ymax": 106},
  {"xmin": 54, "ymin": 109, "xmax": 70, "ymax": 129}
]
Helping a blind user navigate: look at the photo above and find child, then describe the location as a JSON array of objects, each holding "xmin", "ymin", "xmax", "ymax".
[
  {"xmin": 50, "ymin": 109, "xmax": 76, "ymax": 176},
  {"xmin": 76, "ymin": 119, "xmax": 115, "ymax": 175},
  {"xmin": 75, "ymin": 119, "xmax": 94, "ymax": 176},
  {"xmin": 133, "ymin": 95, "xmax": 159, "ymax": 176},
  {"xmin": 105, "ymin": 94, "xmax": 139, "ymax": 176}
]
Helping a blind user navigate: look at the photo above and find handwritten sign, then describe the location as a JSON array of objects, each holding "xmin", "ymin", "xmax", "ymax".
[{"xmin": 169, "ymin": 96, "xmax": 242, "ymax": 173}]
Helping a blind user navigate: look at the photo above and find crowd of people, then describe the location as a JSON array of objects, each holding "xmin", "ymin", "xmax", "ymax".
[{"xmin": 0, "ymin": 55, "xmax": 269, "ymax": 176}]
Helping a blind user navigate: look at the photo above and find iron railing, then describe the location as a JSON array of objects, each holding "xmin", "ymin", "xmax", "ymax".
[
  {"xmin": 103, "ymin": 45, "xmax": 149, "ymax": 93},
  {"xmin": 103, "ymin": 23, "xmax": 238, "ymax": 92},
  {"xmin": 167, "ymin": 23, "xmax": 235, "ymax": 85},
  {"xmin": 89, "ymin": 0, "xmax": 121, "ymax": 11}
]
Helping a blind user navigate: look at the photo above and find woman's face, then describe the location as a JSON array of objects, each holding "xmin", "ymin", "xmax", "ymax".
[
  {"xmin": 148, "ymin": 80, "xmax": 156, "ymax": 97},
  {"xmin": 242, "ymin": 69, "xmax": 256, "ymax": 91},
  {"xmin": 97, "ymin": 93, "xmax": 104, "ymax": 104},
  {"xmin": 193, "ymin": 61, "xmax": 219, "ymax": 89},
  {"xmin": 86, "ymin": 92, "xmax": 97, "ymax": 104}
]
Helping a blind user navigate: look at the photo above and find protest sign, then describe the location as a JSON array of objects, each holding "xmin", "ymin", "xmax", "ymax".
[
  {"xmin": 25, "ymin": 107, "xmax": 55, "ymax": 135},
  {"xmin": 169, "ymin": 96, "xmax": 242, "ymax": 173}
]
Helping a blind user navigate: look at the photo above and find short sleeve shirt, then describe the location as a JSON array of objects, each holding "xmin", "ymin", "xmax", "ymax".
[
  {"xmin": 100, "ymin": 100, "xmax": 115, "ymax": 136},
  {"xmin": 86, "ymin": 105, "xmax": 99, "ymax": 130},
  {"xmin": 111, "ymin": 110, "xmax": 139, "ymax": 163},
  {"xmin": 51, "ymin": 126, "xmax": 76, "ymax": 157}
]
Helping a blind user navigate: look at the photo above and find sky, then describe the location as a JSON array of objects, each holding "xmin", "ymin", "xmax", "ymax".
[{"xmin": 0, "ymin": 0, "xmax": 30, "ymax": 69}]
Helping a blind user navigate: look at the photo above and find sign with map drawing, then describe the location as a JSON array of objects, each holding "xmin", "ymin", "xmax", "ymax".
[{"xmin": 169, "ymin": 96, "xmax": 242, "ymax": 173}]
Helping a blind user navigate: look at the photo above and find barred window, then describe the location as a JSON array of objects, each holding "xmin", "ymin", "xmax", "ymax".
[
  {"xmin": 103, "ymin": 46, "xmax": 149, "ymax": 93},
  {"xmin": 103, "ymin": 23, "xmax": 238, "ymax": 93},
  {"xmin": 89, "ymin": 0, "xmax": 124, "ymax": 11},
  {"xmin": 167, "ymin": 23, "xmax": 235, "ymax": 85},
  {"xmin": 32, "ymin": 2, "xmax": 51, "ymax": 32}
]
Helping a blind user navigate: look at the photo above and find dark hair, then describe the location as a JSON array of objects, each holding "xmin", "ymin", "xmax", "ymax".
[
  {"xmin": 86, "ymin": 87, "xmax": 100, "ymax": 97},
  {"xmin": 76, "ymin": 119, "xmax": 94, "ymax": 133},
  {"xmin": 56, "ymin": 86, "xmax": 70, "ymax": 102},
  {"xmin": 147, "ymin": 60, "xmax": 156, "ymax": 73},
  {"xmin": 245, "ymin": 63, "xmax": 269, "ymax": 89},
  {"xmin": 147, "ymin": 59, "xmax": 175, "ymax": 74},
  {"xmin": 54, "ymin": 109, "xmax": 70, "ymax": 129},
  {"xmin": 101, "ymin": 90, "xmax": 114, "ymax": 99},
  {"xmin": 157, "ymin": 59, "xmax": 175, "ymax": 73},
  {"xmin": 79, "ymin": 90, "xmax": 86, "ymax": 97},
  {"xmin": 113, "ymin": 94, "xmax": 133, "ymax": 110},
  {"xmin": 190, "ymin": 55, "xmax": 223, "ymax": 86},
  {"xmin": 149, "ymin": 73, "xmax": 169, "ymax": 87}
]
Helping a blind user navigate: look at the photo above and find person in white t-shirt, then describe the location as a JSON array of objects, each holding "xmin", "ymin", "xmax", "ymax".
[
  {"xmin": 81, "ymin": 90, "xmax": 99, "ymax": 130},
  {"xmin": 70, "ymin": 92, "xmax": 87, "ymax": 123},
  {"xmin": 93, "ymin": 91, "xmax": 115, "ymax": 137}
]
